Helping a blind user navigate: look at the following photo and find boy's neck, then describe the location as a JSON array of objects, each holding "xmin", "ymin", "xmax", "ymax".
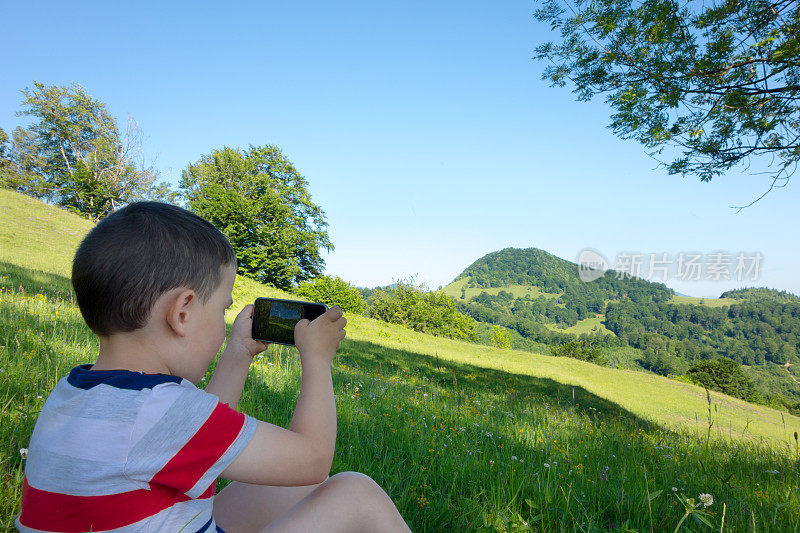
[{"xmin": 93, "ymin": 334, "xmax": 173, "ymax": 375}]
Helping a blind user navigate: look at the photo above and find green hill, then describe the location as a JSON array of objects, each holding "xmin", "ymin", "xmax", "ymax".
[
  {"xmin": 442, "ymin": 247, "xmax": 800, "ymax": 413},
  {"xmin": 2, "ymin": 189, "xmax": 799, "ymax": 530}
]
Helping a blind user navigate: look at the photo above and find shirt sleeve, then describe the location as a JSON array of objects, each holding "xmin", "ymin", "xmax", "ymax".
[{"xmin": 124, "ymin": 381, "xmax": 257, "ymax": 499}]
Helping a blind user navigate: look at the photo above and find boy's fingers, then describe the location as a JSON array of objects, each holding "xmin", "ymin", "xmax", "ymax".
[
  {"xmin": 326, "ymin": 306, "xmax": 343, "ymax": 321},
  {"xmin": 339, "ymin": 329, "xmax": 346, "ymax": 340},
  {"xmin": 295, "ymin": 318, "xmax": 310, "ymax": 330},
  {"xmin": 335, "ymin": 316, "xmax": 347, "ymax": 328}
]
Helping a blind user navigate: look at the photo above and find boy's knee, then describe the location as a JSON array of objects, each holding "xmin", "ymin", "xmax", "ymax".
[{"xmin": 325, "ymin": 471, "xmax": 387, "ymax": 502}]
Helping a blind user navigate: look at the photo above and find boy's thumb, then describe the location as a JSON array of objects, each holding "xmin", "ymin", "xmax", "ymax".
[{"xmin": 295, "ymin": 318, "xmax": 310, "ymax": 329}]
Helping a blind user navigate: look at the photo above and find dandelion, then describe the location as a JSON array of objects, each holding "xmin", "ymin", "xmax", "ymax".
[
  {"xmin": 544, "ymin": 463, "xmax": 550, "ymax": 468},
  {"xmin": 20, "ymin": 448, "xmax": 28, "ymax": 458},
  {"xmin": 699, "ymin": 493, "xmax": 713, "ymax": 508},
  {"xmin": 672, "ymin": 487, "xmax": 678, "ymax": 492}
]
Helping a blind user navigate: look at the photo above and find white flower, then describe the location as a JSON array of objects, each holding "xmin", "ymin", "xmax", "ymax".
[
  {"xmin": 672, "ymin": 487, "xmax": 678, "ymax": 492},
  {"xmin": 19, "ymin": 448, "xmax": 28, "ymax": 458},
  {"xmin": 544, "ymin": 463, "xmax": 550, "ymax": 468},
  {"xmin": 511, "ymin": 456, "xmax": 517, "ymax": 461},
  {"xmin": 699, "ymin": 493, "xmax": 713, "ymax": 508},
  {"xmin": 766, "ymin": 469, "xmax": 779, "ymax": 475}
]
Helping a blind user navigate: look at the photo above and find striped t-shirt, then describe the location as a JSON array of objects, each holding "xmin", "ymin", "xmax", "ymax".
[{"xmin": 15, "ymin": 363, "xmax": 257, "ymax": 533}]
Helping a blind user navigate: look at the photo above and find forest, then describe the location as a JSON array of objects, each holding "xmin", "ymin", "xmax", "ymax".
[{"xmin": 450, "ymin": 248, "xmax": 800, "ymax": 413}]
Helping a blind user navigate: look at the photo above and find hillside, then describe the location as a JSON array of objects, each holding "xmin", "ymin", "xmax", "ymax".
[
  {"xmin": 443, "ymin": 247, "xmax": 800, "ymax": 413},
  {"xmin": 2, "ymin": 189, "xmax": 800, "ymax": 530}
]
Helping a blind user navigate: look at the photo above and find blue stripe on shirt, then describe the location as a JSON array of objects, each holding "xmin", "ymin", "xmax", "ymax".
[{"xmin": 67, "ymin": 363, "xmax": 182, "ymax": 391}]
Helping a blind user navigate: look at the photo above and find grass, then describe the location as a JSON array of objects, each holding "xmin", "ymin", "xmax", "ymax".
[
  {"xmin": 2, "ymin": 189, "xmax": 800, "ymax": 531},
  {"xmin": 543, "ymin": 316, "xmax": 615, "ymax": 337},
  {"xmin": 669, "ymin": 295, "xmax": 738, "ymax": 308},
  {"xmin": 441, "ymin": 278, "xmax": 561, "ymax": 302}
]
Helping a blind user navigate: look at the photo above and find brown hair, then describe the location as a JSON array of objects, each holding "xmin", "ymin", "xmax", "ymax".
[{"xmin": 72, "ymin": 201, "xmax": 237, "ymax": 336}]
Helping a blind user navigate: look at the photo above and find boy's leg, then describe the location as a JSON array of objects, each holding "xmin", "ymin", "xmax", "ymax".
[
  {"xmin": 213, "ymin": 477, "xmax": 327, "ymax": 532},
  {"xmin": 214, "ymin": 471, "xmax": 411, "ymax": 533}
]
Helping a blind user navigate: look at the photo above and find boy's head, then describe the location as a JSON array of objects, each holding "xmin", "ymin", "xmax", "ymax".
[{"xmin": 72, "ymin": 201, "xmax": 237, "ymax": 337}]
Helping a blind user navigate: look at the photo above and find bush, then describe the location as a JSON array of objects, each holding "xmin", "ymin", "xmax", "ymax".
[
  {"xmin": 293, "ymin": 275, "xmax": 365, "ymax": 314},
  {"xmin": 686, "ymin": 357, "xmax": 755, "ymax": 400},
  {"xmin": 550, "ymin": 340, "xmax": 603, "ymax": 363},
  {"xmin": 367, "ymin": 281, "xmax": 477, "ymax": 341},
  {"xmin": 490, "ymin": 326, "xmax": 512, "ymax": 349}
]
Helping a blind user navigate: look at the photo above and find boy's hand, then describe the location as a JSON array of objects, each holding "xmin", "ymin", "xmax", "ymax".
[
  {"xmin": 226, "ymin": 304, "xmax": 268, "ymax": 360},
  {"xmin": 294, "ymin": 306, "xmax": 347, "ymax": 366}
]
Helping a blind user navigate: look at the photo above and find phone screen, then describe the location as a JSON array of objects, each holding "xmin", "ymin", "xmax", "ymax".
[{"xmin": 252, "ymin": 298, "xmax": 327, "ymax": 345}]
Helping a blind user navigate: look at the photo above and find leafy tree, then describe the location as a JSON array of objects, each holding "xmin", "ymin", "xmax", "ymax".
[
  {"xmin": 490, "ymin": 325, "xmax": 512, "ymax": 349},
  {"xmin": 180, "ymin": 145, "xmax": 333, "ymax": 290},
  {"xmin": 550, "ymin": 339, "xmax": 603, "ymax": 363},
  {"xmin": 8, "ymin": 81, "xmax": 175, "ymax": 220},
  {"xmin": 294, "ymin": 275, "xmax": 365, "ymax": 314},
  {"xmin": 534, "ymin": 0, "xmax": 800, "ymax": 201},
  {"xmin": 367, "ymin": 281, "xmax": 477, "ymax": 341},
  {"xmin": 686, "ymin": 357, "xmax": 756, "ymax": 399}
]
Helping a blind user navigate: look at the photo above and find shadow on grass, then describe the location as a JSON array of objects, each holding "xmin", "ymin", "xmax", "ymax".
[
  {"xmin": 0, "ymin": 261, "xmax": 75, "ymax": 305},
  {"xmin": 232, "ymin": 336, "xmax": 800, "ymax": 531}
]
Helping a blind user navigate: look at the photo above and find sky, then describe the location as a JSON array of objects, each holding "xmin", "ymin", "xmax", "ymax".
[{"xmin": 2, "ymin": 1, "xmax": 798, "ymax": 298}]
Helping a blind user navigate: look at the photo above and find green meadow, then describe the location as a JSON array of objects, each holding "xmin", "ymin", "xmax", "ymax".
[
  {"xmin": 2, "ymin": 189, "xmax": 800, "ymax": 531},
  {"xmin": 668, "ymin": 295, "xmax": 739, "ymax": 308},
  {"xmin": 441, "ymin": 278, "xmax": 561, "ymax": 302}
]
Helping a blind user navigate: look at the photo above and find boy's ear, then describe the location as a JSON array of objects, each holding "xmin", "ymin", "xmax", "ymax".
[{"xmin": 165, "ymin": 289, "xmax": 196, "ymax": 337}]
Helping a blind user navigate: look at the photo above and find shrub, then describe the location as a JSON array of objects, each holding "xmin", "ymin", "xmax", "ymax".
[
  {"xmin": 293, "ymin": 275, "xmax": 365, "ymax": 314},
  {"xmin": 490, "ymin": 325, "xmax": 512, "ymax": 349},
  {"xmin": 686, "ymin": 357, "xmax": 755, "ymax": 400},
  {"xmin": 550, "ymin": 340, "xmax": 603, "ymax": 363},
  {"xmin": 367, "ymin": 281, "xmax": 477, "ymax": 341}
]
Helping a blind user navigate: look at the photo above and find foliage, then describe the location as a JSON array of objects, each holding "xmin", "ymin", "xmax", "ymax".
[
  {"xmin": 179, "ymin": 145, "xmax": 332, "ymax": 290},
  {"xmin": 550, "ymin": 339, "xmax": 603, "ymax": 363},
  {"xmin": 721, "ymin": 286, "xmax": 800, "ymax": 302},
  {"xmin": 489, "ymin": 325, "xmax": 512, "ymax": 349},
  {"xmin": 294, "ymin": 275, "xmax": 365, "ymax": 314},
  {"xmin": 686, "ymin": 357, "xmax": 757, "ymax": 400},
  {"xmin": 5, "ymin": 188, "xmax": 800, "ymax": 531},
  {"xmin": 6, "ymin": 81, "xmax": 175, "ymax": 220},
  {"xmin": 367, "ymin": 281, "xmax": 477, "ymax": 341},
  {"xmin": 534, "ymin": 0, "xmax": 800, "ymax": 194}
]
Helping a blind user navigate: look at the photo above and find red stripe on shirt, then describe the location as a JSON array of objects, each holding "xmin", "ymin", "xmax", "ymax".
[
  {"xmin": 17, "ymin": 476, "xmax": 210, "ymax": 531},
  {"xmin": 150, "ymin": 401, "xmax": 245, "ymax": 494}
]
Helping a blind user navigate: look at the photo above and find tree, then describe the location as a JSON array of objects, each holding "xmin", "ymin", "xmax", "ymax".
[
  {"xmin": 180, "ymin": 145, "xmax": 333, "ymax": 290},
  {"xmin": 9, "ymin": 81, "xmax": 175, "ymax": 220},
  {"xmin": 686, "ymin": 357, "xmax": 755, "ymax": 399},
  {"xmin": 534, "ymin": 0, "xmax": 800, "ymax": 205},
  {"xmin": 490, "ymin": 325, "xmax": 512, "ymax": 349},
  {"xmin": 367, "ymin": 281, "xmax": 477, "ymax": 341},
  {"xmin": 294, "ymin": 275, "xmax": 366, "ymax": 314}
]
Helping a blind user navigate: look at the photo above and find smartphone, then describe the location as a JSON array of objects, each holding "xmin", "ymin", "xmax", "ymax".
[{"xmin": 251, "ymin": 297, "xmax": 329, "ymax": 346}]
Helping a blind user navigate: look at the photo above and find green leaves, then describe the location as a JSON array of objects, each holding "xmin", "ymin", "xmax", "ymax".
[
  {"xmin": 7, "ymin": 81, "xmax": 172, "ymax": 220},
  {"xmin": 534, "ymin": 0, "xmax": 800, "ymax": 191},
  {"xmin": 294, "ymin": 275, "xmax": 366, "ymax": 314},
  {"xmin": 179, "ymin": 145, "xmax": 332, "ymax": 291}
]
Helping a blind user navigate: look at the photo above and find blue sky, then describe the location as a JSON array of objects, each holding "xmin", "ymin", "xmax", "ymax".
[{"xmin": 2, "ymin": 1, "xmax": 798, "ymax": 297}]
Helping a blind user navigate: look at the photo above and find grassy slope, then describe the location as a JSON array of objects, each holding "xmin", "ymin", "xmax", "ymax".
[
  {"xmin": 3, "ymin": 187, "xmax": 799, "ymax": 445},
  {"xmin": 669, "ymin": 295, "xmax": 739, "ymax": 307},
  {"xmin": 3, "ymin": 189, "xmax": 800, "ymax": 530},
  {"xmin": 441, "ymin": 278, "xmax": 560, "ymax": 301}
]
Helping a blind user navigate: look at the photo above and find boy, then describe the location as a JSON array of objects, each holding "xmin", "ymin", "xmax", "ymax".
[{"xmin": 15, "ymin": 201, "xmax": 411, "ymax": 533}]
